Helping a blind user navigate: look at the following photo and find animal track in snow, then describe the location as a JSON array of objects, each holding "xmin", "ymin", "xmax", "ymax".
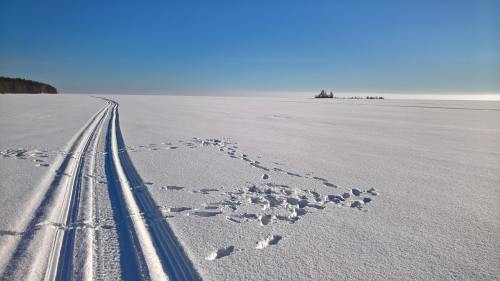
[
  {"xmin": 205, "ymin": 245, "xmax": 235, "ymax": 260},
  {"xmin": 0, "ymin": 148, "xmax": 54, "ymax": 168},
  {"xmin": 219, "ymin": 183, "xmax": 378, "ymax": 225},
  {"xmin": 191, "ymin": 211, "xmax": 223, "ymax": 218},
  {"xmin": 126, "ymin": 136, "xmax": 380, "ymax": 257},
  {"xmin": 351, "ymin": 188, "xmax": 362, "ymax": 196},
  {"xmin": 1, "ymin": 148, "xmax": 29, "ymax": 159},
  {"xmin": 225, "ymin": 217, "xmax": 241, "ymax": 223},
  {"xmin": 259, "ymin": 214, "xmax": 273, "ymax": 226},
  {"xmin": 237, "ymin": 213, "xmax": 258, "ymax": 220},
  {"xmin": 166, "ymin": 207, "xmax": 192, "ymax": 213},
  {"xmin": 161, "ymin": 185, "xmax": 185, "ymax": 191},
  {"xmin": 256, "ymin": 235, "xmax": 282, "ymax": 249},
  {"xmin": 116, "ymin": 137, "xmax": 353, "ymax": 199},
  {"xmin": 3, "ymin": 220, "xmax": 117, "ymax": 236},
  {"xmin": 193, "ymin": 188, "xmax": 220, "ymax": 194},
  {"xmin": 323, "ymin": 182, "xmax": 337, "ymax": 188},
  {"xmin": 0, "ymin": 230, "xmax": 25, "ymax": 236},
  {"xmin": 350, "ymin": 200, "xmax": 364, "ymax": 209}
]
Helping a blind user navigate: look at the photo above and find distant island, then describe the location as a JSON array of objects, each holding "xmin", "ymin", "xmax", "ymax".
[
  {"xmin": 315, "ymin": 90, "xmax": 334, "ymax": 98},
  {"xmin": 315, "ymin": 89, "xmax": 384, "ymax": 99},
  {"xmin": 0, "ymin": 77, "xmax": 58, "ymax": 94}
]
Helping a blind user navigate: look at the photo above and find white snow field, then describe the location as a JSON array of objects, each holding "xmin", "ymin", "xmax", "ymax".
[{"xmin": 0, "ymin": 95, "xmax": 499, "ymax": 281}]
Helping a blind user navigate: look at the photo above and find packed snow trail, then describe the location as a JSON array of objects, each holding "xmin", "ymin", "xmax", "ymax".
[{"xmin": 0, "ymin": 98, "xmax": 201, "ymax": 281}]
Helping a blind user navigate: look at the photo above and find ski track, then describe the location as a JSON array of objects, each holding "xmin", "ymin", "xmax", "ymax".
[{"xmin": 0, "ymin": 98, "xmax": 201, "ymax": 281}]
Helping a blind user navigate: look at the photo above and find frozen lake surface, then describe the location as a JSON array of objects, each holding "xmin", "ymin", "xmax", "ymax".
[{"xmin": 0, "ymin": 95, "xmax": 499, "ymax": 280}]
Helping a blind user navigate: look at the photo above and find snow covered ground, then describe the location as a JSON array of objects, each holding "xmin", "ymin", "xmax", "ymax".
[
  {"xmin": 0, "ymin": 95, "xmax": 102, "ymax": 242},
  {"xmin": 0, "ymin": 95, "xmax": 499, "ymax": 281}
]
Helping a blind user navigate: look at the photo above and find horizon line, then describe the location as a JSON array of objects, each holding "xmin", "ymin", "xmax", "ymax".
[{"xmin": 59, "ymin": 89, "xmax": 500, "ymax": 101}]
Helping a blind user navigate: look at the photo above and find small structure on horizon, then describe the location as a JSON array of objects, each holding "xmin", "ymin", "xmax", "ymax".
[{"xmin": 314, "ymin": 89, "xmax": 384, "ymax": 100}]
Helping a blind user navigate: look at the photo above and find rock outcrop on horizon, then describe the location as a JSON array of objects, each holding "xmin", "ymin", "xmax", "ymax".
[{"xmin": 0, "ymin": 77, "xmax": 58, "ymax": 94}]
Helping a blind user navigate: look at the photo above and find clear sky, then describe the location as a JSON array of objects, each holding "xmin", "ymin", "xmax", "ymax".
[{"xmin": 1, "ymin": 0, "xmax": 499, "ymax": 94}]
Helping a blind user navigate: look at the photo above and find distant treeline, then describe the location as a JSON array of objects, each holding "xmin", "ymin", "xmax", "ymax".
[
  {"xmin": 0, "ymin": 77, "xmax": 58, "ymax": 94},
  {"xmin": 315, "ymin": 89, "xmax": 384, "ymax": 99}
]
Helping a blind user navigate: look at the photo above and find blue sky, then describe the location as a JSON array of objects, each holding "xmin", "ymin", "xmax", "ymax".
[{"xmin": 1, "ymin": 0, "xmax": 499, "ymax": 94}]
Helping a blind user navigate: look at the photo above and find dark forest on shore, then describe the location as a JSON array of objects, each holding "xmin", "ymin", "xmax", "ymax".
[{"xmin": 0, "ymin": 77, "xmax": 58, "ymax": 94}]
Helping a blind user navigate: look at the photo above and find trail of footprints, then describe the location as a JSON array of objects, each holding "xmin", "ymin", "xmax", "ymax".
[
  {"xmin": 1, "ymin": 148, "xmax": 52, "ymax": 167},
  {"xmin": 0, "ymin": 147, "xmax": 120, "ymax": 171},
  {"xmin": 1, "ymin": 137, "xmax": 380, "ymax": 261},
  {"xmin": 158, "ymin": 137, "xmax": 378, "ymax": 260}
]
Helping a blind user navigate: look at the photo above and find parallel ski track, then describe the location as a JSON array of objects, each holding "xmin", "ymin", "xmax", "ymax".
[
  {"xmin": 55, "ymin": 101, "xmax": 111, "ymax": 281},
  {"xmin": 1, "ymin": 98, "xmax": 201, "ymax": 281},
  {"xmin": 103, "ymin": 98, "xmax": 201, "ymax": 281},
  {"xmin": 0, "ymin": 102, "xmax": 111, "ymax": 281}
]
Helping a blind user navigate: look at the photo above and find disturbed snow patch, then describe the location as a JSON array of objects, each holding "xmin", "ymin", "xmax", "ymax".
[{"xmin": 149, "ymin": 137, "xmax": 381, "ymax": 261}]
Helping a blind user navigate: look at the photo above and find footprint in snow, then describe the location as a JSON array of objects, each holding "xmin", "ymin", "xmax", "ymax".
[
  {"xmin": 323, "ymin": 182, "xmax": 337, "ymax": 188},
  {"xmin": 161, "ymin": 185, "xmax": 185, "ymax": 191},
  {"xmin": 350, "ymin": 200, "xmax": 364, "ymax": 209},
  {"xmin": 195, "ymin": 188, "xmax": 219, "ymax": 194},
  {"xmin": 256, "ymin": 235, "xmax": 282, "ymax": 249},
  {"xmin": 259, "ymin": 214, "xmax": 273, "ymax": 226},
  {"xmin": 286, "ymin": 172, "xmax": 302, "ymax": 177},
  {"xmin": 0, "ymin": 230, "xmax": 25, "ymax": 236},
  {"xmin": 351, "ymin": 188, "xmax": 362, "ymax": 196},
  {"xmin": 205, "ymin": 246, "xmax": 235, "ymax": 260},
  {"xmin": 167, "ymin": 207, "xmax": 192, "ymax": 213},
  {"xmin": 191, "ymin": 211, "xmax": 222, "ymax": 217}
]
